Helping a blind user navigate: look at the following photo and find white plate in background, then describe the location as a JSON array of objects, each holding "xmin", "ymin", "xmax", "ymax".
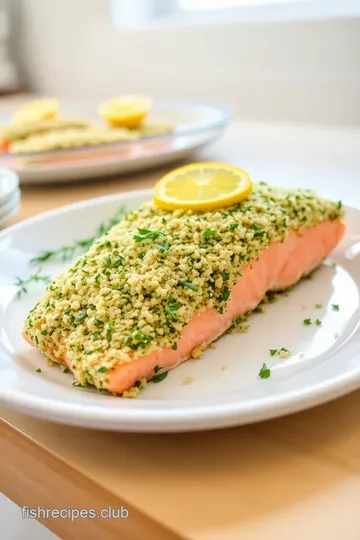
[
  {"xmin": 0, "ymin": 168, "xmax": 19, "ymax": 205},
  {"xmin": 0, "ymin": 101, "xmax": 230, "ymax": 184},
  {"xmin": 0, "ymin": 189, "xmax": 359, "ymax": 432},
  {"xmin": 0, "ymin": 188, "xmax": 20, "ymax": 220}
]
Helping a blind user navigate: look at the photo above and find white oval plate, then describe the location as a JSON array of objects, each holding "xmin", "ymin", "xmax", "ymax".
[
  {"xmin": 0, "ymin": 101, "xmax": 229, "ymax": 185},
  {"xmin": 0, "ymin": 189, "xmax": 359, "ymax": 432}
]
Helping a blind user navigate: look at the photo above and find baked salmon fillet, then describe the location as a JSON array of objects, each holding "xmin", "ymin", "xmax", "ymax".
[{"xmin": 23, "ymin": 183, "xmax": 345, "ymax": 395}]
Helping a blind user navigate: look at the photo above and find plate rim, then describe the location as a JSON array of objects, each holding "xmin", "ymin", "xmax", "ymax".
[
  {"xmin": 1, "ymin": 190, "xmax": 359, "ymax": 432},
  {"xmin": 0, "ymin": 168, "xmax": 19, "ymax": 204}
]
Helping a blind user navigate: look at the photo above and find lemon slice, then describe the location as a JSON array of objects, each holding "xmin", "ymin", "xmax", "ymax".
[
  {"xmin": 98, "ymin": 95, "xmax": 152, "ymax": 128},
  {"xmin": 153, "ymin": 162, "xmax": 253, "ymax": 211},
  {"xmin": 12, "ymin": 98, "xmax": 59, "ymax": 124}
]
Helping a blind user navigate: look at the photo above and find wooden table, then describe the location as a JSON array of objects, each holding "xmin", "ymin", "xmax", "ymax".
[{"xmin": 1, "ymin": 119, "xmax": 360, "ymax": 540}]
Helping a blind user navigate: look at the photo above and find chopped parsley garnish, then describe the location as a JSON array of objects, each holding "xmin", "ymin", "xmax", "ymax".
[
  {"xmin": 228, "ymin": 223, "xmax": 239, "ymax": 231},
  {"xmin": 221, "ymin": 272, "xmax": 230, "ymax": 282},
  {"xmin": 172, "ymin": 342, "xmax": 178, "ymax": 351},
  {"xmin": 218, "ymin": 286, "xmax": 230, "ymax": 303},
  {"xmin": 14, "ymin": 269, "xmax": 51, "ymax": 298},
  {"xmin": 133, "ymin": 228, "xmax": 170, "ymax": 253},
  {"xmin": 124, "ymin": 329, "xmax": 153, "ymax": 350},
  {"xmin": 111, "ymin": 257, "xmax": 123, "ymax": 268},
  {"xmin": 259, "ymin": 363, "xmax": 271, "ymax": 379},
  {"xmin": 74, "ymin": 311, "xmax": 87, "ymax": 324},
  {"xmin": 93, "ymin": 318, "xmax": 103, "ymax": 327},
  {"xmin": 315, "ymin": 304, "xmax": 322, "ymax": 309},
  {"xmin": 152, "ymin": 371, "xmax": 168, "ymax": 383},
  {"xmin": 178, "ymin": 281, "xmax": 199, "ymax": 292},
  {"xmin": 269, "ymin": 348, "xmax": 290, "ymax": 358},
  {"xmin": 97, "ymin": 366, "xmax": 108, "ymax": 373},
  {"xmin": 315, "ymin": 319, "xmax": 322, "ymax": 326},
  {"xmin": 332, "ymin": 304, "xmax": 340, "ymax": 311},
  {"xmin": 266, "ymin": 292, "xmax": 280, "ymax": 303},
  {"xmin": 104, "ymin": 256, "xmax": 112, "ymax": 268},
  {"xmin": 113, "ymin": 256, "xmax": 123, "ymax": 268},
  {"xmin": 36, "ymin": 368, "xmax": 42, "ymax": 373},
  {"xmin": 303, "ymin": 318, "xmax": 312, "ymax": 325},
  {"xmin": 106, "ymin": 321, "xmax": 115, "ymax": 342},
  {"xmin": 30, "ymin": 207, "xmax": 127, "ymax": 265},
  {"xmin": 164, "ymin": 296, "xmax": 182, "ymax": 321},
  {"xmin": 203, "ymin": 229, "xmax": 217, "ymax": 238}
]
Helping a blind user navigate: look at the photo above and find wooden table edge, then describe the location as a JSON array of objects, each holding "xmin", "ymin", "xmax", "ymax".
[{"xmin": 0, "ymin": 417, "xmax": 185, "ymax": 540}]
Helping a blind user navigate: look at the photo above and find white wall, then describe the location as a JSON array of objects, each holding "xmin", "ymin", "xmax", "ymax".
[{"xmin": 9, "ymin": 0, "xmax": 360, "ymax": 126}]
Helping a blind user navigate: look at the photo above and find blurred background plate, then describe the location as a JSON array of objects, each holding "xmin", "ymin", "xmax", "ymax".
[
  {"xmin": 0, "ymin": 187, "xmax": 20, "ymax": 219},
  {"xmin": 0, "ymin": 193, "xmax": 20, "ymax": 230},
  {"xmin": 0, "ymin": 168, "xmax": 19, "ymax": 205},
  {"xmin": 0, "ymin": 100, "xmax": 230, "ymax": 185}
]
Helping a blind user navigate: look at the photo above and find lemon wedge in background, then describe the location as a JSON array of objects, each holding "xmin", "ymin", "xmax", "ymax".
[
  {"xmin": 153, "ymin": 162, "xmax": 253, "ymax": 211},
  {"xmin": 98, "ymin": 95, "xmax": 152, "ymax": 128},
  {"xmin": 12, "ymin": 98, "xmax": 59, "ymax": 124}
]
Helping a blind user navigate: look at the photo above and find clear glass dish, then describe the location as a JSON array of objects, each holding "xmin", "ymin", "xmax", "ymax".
[{"xmin": 0, "ymin": 100, "xmax": 231, "ymax": 184}]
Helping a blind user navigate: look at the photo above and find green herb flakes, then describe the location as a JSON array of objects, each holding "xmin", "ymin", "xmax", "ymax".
[
  {"xmin": 97, "ymin": 366, "xmax": 108, "ymax": 373},
  {"xmin": 74, "ymin": 311, "xmax": 87, "ymax": 324},
  {"xmin": 152, "ymin": 371, "xmax": 168, "ymax": 383},
  {"xmin": 259, "ymin": 363, "xmax": 271, "ymax": 379},
  {"xmin": 133, "ymin": 228, "xmax": 170, "ymax": 253},
  {"xmin": 203, "ymin": 229, "xmax": 217, "ymax": 238},
  {"xmin": 164, "ymin": 297, "xmax": 182, "ymax": 321},
  {"xmin": 178, "ymin": 281, "xmax": 198, "ymax": 291}
]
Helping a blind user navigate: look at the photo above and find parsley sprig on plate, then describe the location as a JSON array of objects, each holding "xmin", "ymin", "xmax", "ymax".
[
  {"xmin": 15, "ymin": 207, "xmax": 127, "ymax": 299},
  {"xmin": 14, "ymin": 269, "xmax": 51, "ymax": 298},
  {"xmin": 30, "ymin": 206, "xmax": 127, "ymax": 264}
]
